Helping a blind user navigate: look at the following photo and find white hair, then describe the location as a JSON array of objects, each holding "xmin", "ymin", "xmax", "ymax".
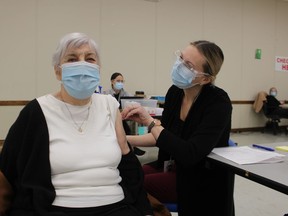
[{"xmin": 52, "ymin": 32, "xmax": 100, "ymax": 67}]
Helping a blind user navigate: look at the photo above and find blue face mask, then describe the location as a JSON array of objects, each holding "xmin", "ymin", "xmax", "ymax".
[
  {"xmin": 270, "ymin": 91, "xmax": 277, "ymax": 97},
  {"xmin": 114, "ymin": 82, "xmax": 124, "ymax": 90},
  {"xmin": 171, "ymin": 59, "xmax": 198, "ymax": 89},
  {"xmin": 61, "ymin": 61, "xmax": 100, "ymax": 99}
]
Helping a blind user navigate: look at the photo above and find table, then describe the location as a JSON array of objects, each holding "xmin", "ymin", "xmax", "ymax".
[{"xmin": 207, "ymin": 142, "xmax": 288, "ymax": 195}]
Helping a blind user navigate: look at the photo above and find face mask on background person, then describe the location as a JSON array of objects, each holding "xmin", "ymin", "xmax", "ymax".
[
  {"xmin": 61, "ymin": 61, "xmax": 100, "ymax": 99},
  {"xmin": 270, "ymin": 91, "xmax": 277, "ymax": 97},
  {"xmin": 114, "ymin": 82, "xmax": 124, "ymax": 90},
  {"xmin": 171, "ymin": 59, "xmax": 203, "ymax": 89}
]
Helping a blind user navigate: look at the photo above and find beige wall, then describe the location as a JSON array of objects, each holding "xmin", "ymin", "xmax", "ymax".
[{"xmin": 1, "ymin": 0, "xmax": 288, "ymax": 139}]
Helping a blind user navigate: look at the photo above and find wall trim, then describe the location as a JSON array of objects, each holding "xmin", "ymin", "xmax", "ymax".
[
  {"xmin": 1, "ymin": 100, "xmax": 286, "ymax": 142},
  {"xmin": 0, "ymin": 100, "xmax": 256, "ymax": 106},
  {"xmin": 0, "ymin": 100, "xmax": 30, "ymax": 106},
  {"xmin": 1, "ymin": 126, "xmax": 287, "ymax": 147}
]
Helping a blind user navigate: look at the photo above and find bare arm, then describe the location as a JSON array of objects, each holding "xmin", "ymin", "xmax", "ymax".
[
  {"xmin": 122, "ymin": 104, "xmax": 164, "ymax": 144},
  {"xmin": 127, "ymin": 133, "xmax": 157, "ymax": 147},
  {"xmin": 115, "ymin": 109, "xmax": 130, "ymax": 155}
]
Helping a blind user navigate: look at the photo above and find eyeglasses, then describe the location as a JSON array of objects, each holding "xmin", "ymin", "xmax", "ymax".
[{"xmin": 174, "ymin": 50, "xmax": 209, "ymax": 76}]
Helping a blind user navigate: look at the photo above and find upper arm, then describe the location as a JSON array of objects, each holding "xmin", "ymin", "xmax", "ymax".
[{"xmin": 115, "ymin": 110, "xmax": 130, "ymax": 155}]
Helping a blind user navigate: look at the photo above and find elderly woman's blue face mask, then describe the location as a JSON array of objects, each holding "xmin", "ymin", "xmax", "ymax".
[{"xmin": 61, "ymin": 61, "xmax": 100, "ymax": 99}]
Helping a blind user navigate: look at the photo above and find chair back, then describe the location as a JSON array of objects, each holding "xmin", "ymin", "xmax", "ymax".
[{"xmin": 253, "ymin": 91, "xmax": 268, "ymax": 113}]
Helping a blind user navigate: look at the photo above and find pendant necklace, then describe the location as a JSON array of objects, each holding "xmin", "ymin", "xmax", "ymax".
[{"xmin": 61, "ymin": 95, "xmax": 92, "ymax": 132}]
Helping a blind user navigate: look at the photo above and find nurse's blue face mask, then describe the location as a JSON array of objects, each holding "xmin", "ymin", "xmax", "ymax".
[
  {"xmin": 61, "ymin": 61, "xmax": 100, "ymax": 99},
  {"xmin": 171, "ymin": 50, "xmax": 209, "ymax": 89}
]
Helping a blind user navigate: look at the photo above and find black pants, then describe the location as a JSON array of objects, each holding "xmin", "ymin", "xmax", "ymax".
[
  {"xmin": 50, "ymin": 201, "xmax": 142, "ymax": 216},
  {"xmin": 272, "ymin": 107, "xmax": 288, "ymax": 118}
]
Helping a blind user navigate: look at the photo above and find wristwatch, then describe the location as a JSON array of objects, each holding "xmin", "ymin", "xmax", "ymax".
[{"xmin": 147, "ymin": 119, "xmax": 161, "ymax": 133}]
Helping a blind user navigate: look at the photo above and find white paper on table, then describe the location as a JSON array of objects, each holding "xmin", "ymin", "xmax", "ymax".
[{"xmin": 211, "ymin": 146, "xmax": 285, "ymax": 165}]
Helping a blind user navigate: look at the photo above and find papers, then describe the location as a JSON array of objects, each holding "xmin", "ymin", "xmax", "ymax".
[{"xmin": 212, "ymin": 146, "xmax": 285, "ymax": 165}]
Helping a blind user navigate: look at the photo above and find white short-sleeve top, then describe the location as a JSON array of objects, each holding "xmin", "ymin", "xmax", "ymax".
[{"xmin": 37, "ymin": 93, "xmax": 124, "ymax": 208}]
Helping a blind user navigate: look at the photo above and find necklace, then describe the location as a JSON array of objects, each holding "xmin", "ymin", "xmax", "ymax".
[
  {"xmin": 181, "ymin": 88, "xmax": 202, "ymax": 120},
  {"xmin": 61, "ymin": 96, "xmax": 92, "ymax": 132},
  {"xmin": 193, "ymin": 88, "xmax": 202, "ymax": 103}
]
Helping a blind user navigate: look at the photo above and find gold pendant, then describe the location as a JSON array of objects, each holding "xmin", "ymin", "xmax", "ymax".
[{"xmin": 78, "ymin": 127, "xmax": 83, "ymax": 132}]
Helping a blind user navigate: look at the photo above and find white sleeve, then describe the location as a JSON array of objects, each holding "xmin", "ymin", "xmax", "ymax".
[{"xmin": 105, "ymin": 94, "xmax": 120, "ymax": 124}]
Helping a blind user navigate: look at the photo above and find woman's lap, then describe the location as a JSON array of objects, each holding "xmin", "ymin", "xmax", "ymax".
[
  {"xmin": 143, "ymin": 163, "xmax": 177, "ymax": 203},
  {"xmin": 50, "ymin": 202, "xmax": 141, "ymax": 216}
]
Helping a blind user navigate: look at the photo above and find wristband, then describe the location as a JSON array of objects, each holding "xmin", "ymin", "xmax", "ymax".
[{"xmin": 147, "ymin": 119, "xmax": 161, "ymax": 133}]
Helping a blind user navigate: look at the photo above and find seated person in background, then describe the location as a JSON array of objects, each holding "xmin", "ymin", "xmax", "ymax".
[
  {"xmin": 103, "ymin": 72, "xmax": 133, "ymax": 134},
  {"xmin": 266, "ymin": 87, "xmax": 288, "ymax": 118},
  {"xmin": 103, "ymin": 72, "xmax": 132, "ymax": 104},
  {"xmin": 0, "ymin": 32, "xmax": 152, "ymax": 216},
  {"xmin": 103, "ymin": 72, "xmax": 145, "ymax": 156}
]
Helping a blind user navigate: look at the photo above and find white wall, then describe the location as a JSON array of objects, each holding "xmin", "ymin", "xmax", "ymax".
[{"xmin": 1, "ymin": 0, "xmax": 288, "ymax": 139}]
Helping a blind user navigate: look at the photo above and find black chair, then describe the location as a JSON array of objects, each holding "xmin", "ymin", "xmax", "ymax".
[{"xmin": 261, "ymin": 101, "xmax": 282, "ymax": 135}]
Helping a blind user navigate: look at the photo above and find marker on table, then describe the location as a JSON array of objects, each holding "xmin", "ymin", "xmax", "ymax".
[{"xmin": 252, "ymin": 144, "xmax": 275, "ymax": 151}]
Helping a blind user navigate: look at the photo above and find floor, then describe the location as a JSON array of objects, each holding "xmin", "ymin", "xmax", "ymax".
[{"xmin": 136, "ymin": 131, "xmax": 288, "ymax": 216}]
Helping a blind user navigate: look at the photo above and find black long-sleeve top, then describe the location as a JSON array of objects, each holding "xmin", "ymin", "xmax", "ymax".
[
  {"xmin": 156, "ymin": 84, "xmax": 234, "ymax": 216},
  {"xmin": 266, "ymin": 95, "xmax": 281, "ymax": 114},
  {"xmin": 0, "ymin": 99, "xmax": 152, "ymax": 216}
]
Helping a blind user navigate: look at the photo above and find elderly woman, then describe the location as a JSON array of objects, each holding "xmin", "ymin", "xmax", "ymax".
[
  {"xmin": 122, "ymin": 40, "xmax": 234, "ymax": 216},
  {"xmin": 0, "ymin": 33, "xmax": 152, "ymax": 216}
]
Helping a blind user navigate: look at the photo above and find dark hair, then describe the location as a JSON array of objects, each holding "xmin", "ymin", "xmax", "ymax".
[{"xmin": 110, "ymin": 72, "xmax": 123, "ymax": 81}]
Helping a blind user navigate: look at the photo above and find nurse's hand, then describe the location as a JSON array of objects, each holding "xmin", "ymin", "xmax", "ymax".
[{"xmin": 121, "ymin": 103, "xmax": 153, "ymax": 126}]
